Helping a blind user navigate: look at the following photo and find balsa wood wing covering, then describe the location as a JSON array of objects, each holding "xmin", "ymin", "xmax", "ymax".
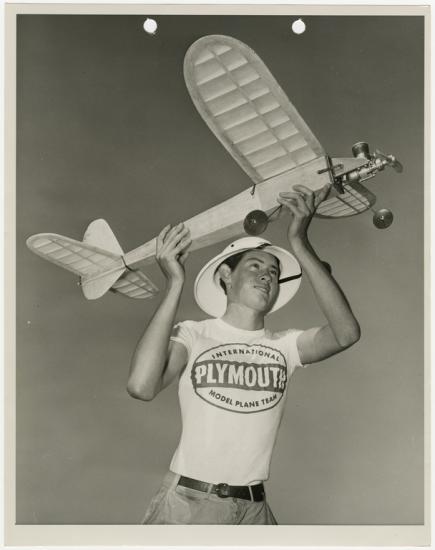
[
  {"xmin": 27, "ymin": 233, "xmax": 158, "ymax": 299},
  {"xmin": 184, "ymin": 35, "xmax": 325, "ymax": 184},
  {"xmin": 26, "ymin": 234, "xmax": 122, "ymax": 276},
  {"xmin": 111, "ymin": 270, "xmax": 159, "ymax": 299},
  {"xmin": 316, "ymin": 181, "xmax": 376, "ymax": 218},
  {"xmin": 185, "ymin": 35, "xmax": 375, "ymax": 220}
]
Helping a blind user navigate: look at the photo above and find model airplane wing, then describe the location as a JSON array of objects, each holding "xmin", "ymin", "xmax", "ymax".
[
  {"xmin": 316, "ymin": 181, "xmax": 376, "ymax": 218},
  {"xmin": 184, "ymin": 35, "xmax": 325, "ymax": 184},
  {"xmin": 184, "ymin": 35, "xmax": 380, "ymax": 221}
]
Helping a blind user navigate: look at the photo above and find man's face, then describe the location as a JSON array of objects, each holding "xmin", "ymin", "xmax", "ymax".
[{"xmin": 226, "ymin": 250, "xmax": 280, "ymax": 314}]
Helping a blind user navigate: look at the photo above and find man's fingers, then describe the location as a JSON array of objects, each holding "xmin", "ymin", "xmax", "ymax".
[
  {"xmin": 164, "ymin": 222, "xmax": 185, "ymax": 241},
  {"xmin": 293, "ymin": 185, "xmax": 315, "ymax": 207},
  {"xmin": 157, "ymin": 223, "xmax": 184, "ymax": 249},
  {"xmin": 280, "ymin": 183, "xmax": 331, "ymax": 212},
  {"xmin": 156, "ymin": 224, "xmax": 171, "ymax": 248},
  {"xmin": 280, "ymin": 200, "xmax": 302, "ymax": 218},
  {"xmin": 162, "ymin": 225, "xmax": 190, "ymax": 250},
  {"xmin": 279, "ymin": 191, "xmax": 307, "ymax": 202},
  {"xmin": 277, "ymin": 196, "xmax": 306, "ymax": 217},
  {"xmin": 278, "ymin": 192, "xmax": 301, "ymax": 203},
  {"xmin": 295, "ymin": 193, "xmax": 312, "ymax": 214},
  {"xmin": 156, "ymin": 224, "xmax": 191, "ymax": 264},
  {"xmin": 160, "ymin": 236, "xmax": 192, "ymax": 263},
  {"xmin": 293, "ymin": 185, "xmax": 312, "ymax": 193},
  {"xmin": 280, "ymin": 190, "xmax": 312, "ymax": 211},
  {"xmin": 178, "ymin": 249, "xmax": 190, "ymax": 265},
  {"xmin": 314, "ymin": 184, "xmax": 332, "ymax": 207},
  {"xmin": 278, "ymin": 193, "xmax": 310, "ymax": 215},
  {"xmin": 173, "ymin": 236, "xmax": 192, "ymax": 255}
]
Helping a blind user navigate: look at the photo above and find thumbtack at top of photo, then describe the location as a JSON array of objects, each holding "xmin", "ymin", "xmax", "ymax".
[
  {"xmin": 143, "ymin": 18, "xmax": 158, "ymax": 35},
  {"xmin": 292, "ymin": 19, "xmax": 306, "ymax": 34}
]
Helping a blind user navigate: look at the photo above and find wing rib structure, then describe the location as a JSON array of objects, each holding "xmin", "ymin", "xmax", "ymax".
[
  {"xmin": 316, "ymin": 182, "xmax": 376, "ymax": 218},
  {"xmin": 26, "ymin": 220, "xmax": 159, "ymax": 300},
  {"xmin": 184, "ymin": 35, "xmax": 325, "ymax": 184},
  {"xmin": 26, "ymin": 233, "xmax": 122, "ymax": 277},
  {"xmin": 185, "ymin": 35, "xmax": 375, "ymax": 219}
]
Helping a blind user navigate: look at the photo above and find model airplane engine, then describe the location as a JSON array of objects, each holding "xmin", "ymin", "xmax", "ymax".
[
  {"xmin": 332, "ymin": 141, "xmax": 402, "ymax": 228},
  {"xmin": 344, "ymin": 141, "xmax": 403, "ymax": 185},
  {"xmin": 243, "ymin": 139, "xmax": 403, "ymax": 234}
]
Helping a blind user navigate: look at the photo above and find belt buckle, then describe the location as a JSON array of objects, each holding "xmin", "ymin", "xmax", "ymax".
[{"xmin": 215, "ymin": 483, "xmax": 230, "ymax": 498}]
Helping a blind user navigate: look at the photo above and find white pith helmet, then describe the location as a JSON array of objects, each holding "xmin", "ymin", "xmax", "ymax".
[{"xmin": 194, "ymin": 237, "xmax": 302, "ymax": 318}]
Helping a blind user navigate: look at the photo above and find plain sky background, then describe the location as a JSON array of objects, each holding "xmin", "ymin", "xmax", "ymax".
[{"xmin": 16, "ymin": 14, "xmax": 424, "ymax": 525}]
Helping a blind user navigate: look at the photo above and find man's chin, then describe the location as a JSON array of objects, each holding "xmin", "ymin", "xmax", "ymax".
[{"xmin": 251, "ymin": 297, "xmax": 276, "ymax": 315}]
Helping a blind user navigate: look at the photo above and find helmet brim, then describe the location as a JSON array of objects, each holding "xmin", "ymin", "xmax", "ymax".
[{"xmin": 194, "ymin": 242, "xmax": 301, "ymax": 318}]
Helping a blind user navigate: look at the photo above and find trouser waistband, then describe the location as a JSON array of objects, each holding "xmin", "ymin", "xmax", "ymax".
[{"xmin": 178, "ymin": 475, "xmax": 265, "ymax": 502}]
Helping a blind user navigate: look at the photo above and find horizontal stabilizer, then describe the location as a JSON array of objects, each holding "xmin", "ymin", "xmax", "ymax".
[
  {"xmin": 111, "ymin": 269, "xmax": 159, "ymax": 299},
  {"xmin": 81, "ymin": 266, "xmax": 126, "ymax": 300},
  {"xmin": 26, "ymin": 233, "xmax": 122, "ymax": 277},
  {"xmin": 315, "ymin": 182, "xmax": 376, "ymax": 219},
  {"xmin": 27, "ymin": 231, "xmax": 127, "ymax": 300}
]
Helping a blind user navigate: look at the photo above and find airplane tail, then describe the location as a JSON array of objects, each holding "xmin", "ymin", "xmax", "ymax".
[
  {"xmin": 26, "ymin": 219, "xmax": 159, "ymax": 300},
  {"xmin": 81, "ymin": 219, "xmax": 126, "ymax": 299}
]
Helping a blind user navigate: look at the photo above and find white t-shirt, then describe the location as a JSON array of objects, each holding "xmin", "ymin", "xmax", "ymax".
[{"xmin": 169, "ymin": 318, "xmax": 306, "ymax": 485}]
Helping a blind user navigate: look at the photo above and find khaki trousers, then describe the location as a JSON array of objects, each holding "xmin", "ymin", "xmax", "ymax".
[{"xmin": 142, "ymin": 471, "xmax": 278, "ymax": 525}]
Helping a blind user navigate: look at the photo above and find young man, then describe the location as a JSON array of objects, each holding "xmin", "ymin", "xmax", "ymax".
[{"xmin": 128, "ymin": 183, "xmax": 360, "ymax": 525}]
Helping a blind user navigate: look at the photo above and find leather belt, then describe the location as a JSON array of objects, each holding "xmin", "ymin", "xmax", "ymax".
[{"xmin": 178, "ymin": 475, "xmax": 265, "ymax": 502}]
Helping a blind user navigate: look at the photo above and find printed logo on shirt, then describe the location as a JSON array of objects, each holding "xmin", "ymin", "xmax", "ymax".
[{"xmin": 190, "ymin": 343, "xmax": 288, "ymax": 413}]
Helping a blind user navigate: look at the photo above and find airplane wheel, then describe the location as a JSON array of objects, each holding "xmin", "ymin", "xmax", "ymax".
[
  {"xmin": 244, "ymin": 210, "xmax": 269, "ymax": 235},
  {"xmin": 373, "ymin": 208, "xmax": 394, "ymax": 229}
]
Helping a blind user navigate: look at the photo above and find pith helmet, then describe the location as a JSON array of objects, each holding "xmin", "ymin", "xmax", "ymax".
[{"xmin": 194, "ymin": 237, "xmax": 302, "ymax": 317}]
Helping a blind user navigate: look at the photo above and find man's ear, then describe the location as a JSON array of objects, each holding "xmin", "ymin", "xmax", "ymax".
[{"xmin": 217, "ymin": 263, "xmax": 232, "ymax": 288}]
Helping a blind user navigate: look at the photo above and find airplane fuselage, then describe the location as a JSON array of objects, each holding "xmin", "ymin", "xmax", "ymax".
[{"xmin": 123, "ymin": 155, "xmax": 365, "ymax": 268}]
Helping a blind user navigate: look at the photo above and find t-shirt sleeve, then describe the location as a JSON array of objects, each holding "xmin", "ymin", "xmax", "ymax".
[
  {"xmin": 170, "ymin": 320, "xmax": 195, "ymax": 357},
  {"xmin": 280, "ymin": 328, "xmax": 307, "ymax": 371}
]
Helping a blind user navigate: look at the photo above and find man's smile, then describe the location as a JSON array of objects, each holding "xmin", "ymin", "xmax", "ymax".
[{"xmin": 254, "ymin": 284, "xmax": 270, "ymax": 295}]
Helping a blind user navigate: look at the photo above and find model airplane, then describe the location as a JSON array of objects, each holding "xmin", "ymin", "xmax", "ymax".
[{"xmin": 26, "ymin": 35, "xmax": 403, "ymax": 301}]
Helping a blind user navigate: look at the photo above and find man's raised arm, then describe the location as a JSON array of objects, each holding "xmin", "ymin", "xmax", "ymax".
[
  {"xmin": 127, "ymin": 223, "xmax": 191, "ymax": 401},
  {"xmin": 278, "ymin": 184, "xmax": 361, "ymax": 365}
]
